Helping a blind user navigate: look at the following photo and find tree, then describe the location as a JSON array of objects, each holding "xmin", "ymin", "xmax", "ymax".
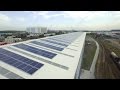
[{"xmin": 39, "ymin": 34, "xmax": 44, "ymax": 38}]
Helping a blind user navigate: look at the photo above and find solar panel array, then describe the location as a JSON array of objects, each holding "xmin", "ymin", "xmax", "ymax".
[
  {"xmin": 28, "ymin": 32, "xmax": 81, "ymax": 52},
  {"xmin": 14, "ymin": 44, "xmax": 57, "ymax": 59},
  {"xmin": 36, "ymin": 40, "xmax": 66, "ymax": 48},
  {"xmin": 0, "ymin": 48, "xmax": 44, "ymax": 75},
  {"xmin": 0, "ymin": 32, "xmax": 82, "ymax": 77},
  {"xmin": 46, "ymin": 32, "xmax": 82, "ymax": 45},
  {"xmin": 40, "ymin": 39, "xmax": 68, "ymax": 47},
  {"xmin": 30, "ymin": 41, "xmax": 64, "ymax": 51},
  {"xmin": 13, "ymin": 32, "xmax": 82, "ymax": 60}
]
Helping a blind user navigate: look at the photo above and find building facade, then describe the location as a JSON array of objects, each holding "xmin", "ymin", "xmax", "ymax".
[{"xmin": 26, "ymin": 27, "xmax": 47, "ymax": 34}]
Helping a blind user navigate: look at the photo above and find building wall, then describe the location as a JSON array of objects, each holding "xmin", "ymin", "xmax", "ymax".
[
  {"xmin": 74, "ymin": 33, "xmax": 86, "ymax": 79},
  {"xmin": 5, "ymin": 37, "xmax": 22, "ymax": 43}
]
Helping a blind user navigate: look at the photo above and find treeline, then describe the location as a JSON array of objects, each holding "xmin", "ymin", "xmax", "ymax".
[{"xmin": 0, "ymin": 31, "xmax": 26, "ymax": 33}]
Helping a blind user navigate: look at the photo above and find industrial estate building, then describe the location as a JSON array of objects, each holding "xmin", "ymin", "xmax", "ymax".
[
  {"xmin": 5, "ymin": 36, "xmax": 22, "ymax": 44},
  {"xmin": 0, "ymin": 32, "xmax": 86, "ymax": 79},
  {"xmin": 26, "ymin": 27, "xmax": 47, "ymax": 34}
]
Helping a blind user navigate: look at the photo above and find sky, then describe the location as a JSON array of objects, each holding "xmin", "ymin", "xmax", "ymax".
[{"xmin": 0, "ymin": 11, "xmax": 120, "ymax": 31}]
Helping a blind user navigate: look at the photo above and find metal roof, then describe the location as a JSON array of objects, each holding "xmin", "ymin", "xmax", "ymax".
[{"xmin": 0, "ymin": 32, "xmax": 86, "ymax": 79}]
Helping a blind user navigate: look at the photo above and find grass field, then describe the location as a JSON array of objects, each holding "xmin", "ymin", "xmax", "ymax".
[{"xmin": 81, "ymin": 37, "xmax": 97, "ymax": 70}]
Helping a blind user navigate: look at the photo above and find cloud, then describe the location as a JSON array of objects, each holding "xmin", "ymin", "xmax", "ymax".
[
  {"xmin": 62, "ymin": 11, "xmax": 92, "ymax": 19},
  {"xmin": 0, "ymin": 13, "xmax": 12, "ymax": 30},
  {"xmin": 28, "ymin": 11, "xmax": 93, "ymax": 20},
  {"xmin": 17, "ymin": 11, "xmax": 120, "ymax": 22},
  {"xmin": 16, "ymin": 17, "xmax": 25, "ymax": 22},
  {"xmin": 0, "ymin": 13, "xmax": 25, "ymax": 30},
  {"xmin": 33, "ymin": 11, "xmax": 64, "ymax": 19},
  {"xmin": 25, "ymin": 11, "xmax": 50, "ymax": 19},
  {"xmin": 0, "ymin": 13, "xmax": 11, "ymax": 23},
  {"xmin": 2, "ymin": 11, "xmax": 120, "ymax": 30},
  {"xmin": 25, "ymin": 11, "xmax": 65, "ymax": 19}
]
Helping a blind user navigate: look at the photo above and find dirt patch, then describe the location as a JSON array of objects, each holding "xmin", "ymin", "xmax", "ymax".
[{"xmin": 95, "ymin": 39, "xmax": 120, "ymax": 79}]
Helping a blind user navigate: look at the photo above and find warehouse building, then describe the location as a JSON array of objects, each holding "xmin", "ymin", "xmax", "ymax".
[{"xmin": 0, "ymin": 32, "xmax": 86, "ymax": 79}]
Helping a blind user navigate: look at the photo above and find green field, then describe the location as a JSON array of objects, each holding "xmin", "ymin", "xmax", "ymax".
[{"xmin": 82, "ymin": 38, "xmax": 97, "ymax": 70}]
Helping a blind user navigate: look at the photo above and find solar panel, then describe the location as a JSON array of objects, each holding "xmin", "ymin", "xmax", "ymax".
[
  {"xmin": 0, "ymin": 66, "xmax": 24, "ymax": 79},
  {"xmin": 48, "ymin": 38, "xmax": 71, "ymax": 44},
  {"xmin": 13, "ymin": 44, "xmax": 57, "ymax": 59},
  {"xmin": 31, "ymin": 41, "xmax": 64, "ymax": 51},
  {"xmin": 41, "ymin": 39, "xmax": 68, "ymax": 47},
  {"xmin": 0, "ymin": 48, "xmax": 44, "ymax": 75}
]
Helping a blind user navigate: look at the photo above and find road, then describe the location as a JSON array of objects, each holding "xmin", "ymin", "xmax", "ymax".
[{"xmin": 89, "ymin": 38, "xmax": 99, "ymax": 79}]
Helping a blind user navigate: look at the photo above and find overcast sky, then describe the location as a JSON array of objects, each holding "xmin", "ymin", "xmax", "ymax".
[{"xmin": 0, "ymin": 11, "xmax": 120, "ymax": 31}]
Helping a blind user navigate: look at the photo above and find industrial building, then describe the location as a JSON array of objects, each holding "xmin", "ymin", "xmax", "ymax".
[
  {"xmin": 0, "ymin": 32, "xmax": 86, "ymax": 79},
  {"xmin": 26, "ymin": 27, "xmax": 47, "ymax": 34},
  {"xmin": 5, "ymin": 36, "xmax": 22, "ymax": 44}
]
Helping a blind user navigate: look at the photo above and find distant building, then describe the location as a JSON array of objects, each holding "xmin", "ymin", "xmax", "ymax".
[
  {"xmin": 111, "ymin": 30, "xmax": 120, "ymax": 33},
  {"xmin": 5, "ymin": 36, "xmax": 22, "ymax": 43},
  {"xmin": 26, "ymin": 27, "xmax": 47, "ymax": 34},
  {"xmin": 0, "ymin": 36, "xmax": 5, "ymax": 42}
]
